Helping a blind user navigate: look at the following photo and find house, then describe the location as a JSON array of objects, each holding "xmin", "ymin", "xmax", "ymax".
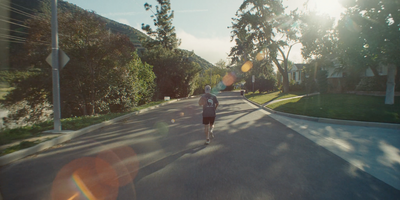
[
  {"xmin": 321, "ymin": 58, "xmax": 389, "ymax": 92},
  {"xmin": 279, "ymin": 60, "xmax": 389, "ymax": 92},
  {"xmin": 288, "ymin": 64, "xmax": 307, "ymax": 84}
]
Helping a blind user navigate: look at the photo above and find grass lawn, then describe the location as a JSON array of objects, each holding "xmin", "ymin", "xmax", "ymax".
[
  {"xmin": 0, "ymin": 100, "xmax": 166, "ymax": 148},
  {"xmin": 245, "ymin": 91, "xmax": 307, "ymax": 105},
  {"xmin": 267, "ymin": 94, "xmax": 400, "ymax": 124}
]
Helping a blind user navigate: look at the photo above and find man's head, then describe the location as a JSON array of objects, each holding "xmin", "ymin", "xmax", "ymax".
[{"xmin": 205, "ymin": 85, "xmax": 211, "ymax": 94}]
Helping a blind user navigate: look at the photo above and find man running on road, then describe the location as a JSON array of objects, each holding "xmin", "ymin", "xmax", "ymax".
[{"xmin": 198, "ymin": 85, "xmax": 219, "ymax": 145}]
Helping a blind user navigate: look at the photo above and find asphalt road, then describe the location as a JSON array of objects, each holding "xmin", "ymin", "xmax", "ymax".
[{"xmin": 0, "ymin": 91, "xmax": 399, "ymax": 200}]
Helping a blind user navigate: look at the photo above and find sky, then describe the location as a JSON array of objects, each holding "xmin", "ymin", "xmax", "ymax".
[{"xmin": 64, "ymin": 0, "xmax": 345, "ymax": 65}]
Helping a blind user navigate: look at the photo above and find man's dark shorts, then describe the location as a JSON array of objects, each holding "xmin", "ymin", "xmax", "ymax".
[{"xmin": 203, "ymin": 117, "xmax": 215, "ymax": 125}]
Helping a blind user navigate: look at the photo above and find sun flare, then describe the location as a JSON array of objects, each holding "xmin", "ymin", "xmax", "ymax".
[{"xmin": 306, "ymin": 0, "xmax": 344, "ymax": 18}]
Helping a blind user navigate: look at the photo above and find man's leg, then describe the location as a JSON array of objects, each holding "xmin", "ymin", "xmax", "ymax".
[
  {"xmin": 210, "ymin": 124, "xmax": 214, "ymax": 138},
  {"xmin": 210, "ymin": 117, "xmax": 215, "ymax": 138},
  {"xmin": 204, "ymin": 124, "xmax": 209, "ymax": 140},
  {"xmin": 204, "ymin": 124, "xmax": 210, "ymax": 144}
]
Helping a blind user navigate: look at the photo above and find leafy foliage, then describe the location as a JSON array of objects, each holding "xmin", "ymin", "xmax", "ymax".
[
  {"xmin": 355, "ymin": 77, "xmax": 386, "ymax": 91},
  {"xmin": 140, "ymin": 0, "xmax": 201, "ymax": 99},
  {"xmin": 229, "ymin": 0, "xmax": 299, "ymax": 93},
  {"xmin": 141, "ymin": 0, "xmax": 180, "ymax": 50},
  {"xmin": 141, "ymin": 47, "xmax": 201, "ymax": 99},
  {"xmin": 300, "ymin": 0, "xmax": 400, "ymax": 96},
  {"xmin": 243, "ymin": 61, "xmax": 277, "ymax": 93},
  {"xmin": 2, "ymin": 6, "xmax": 156, "ymax": 125}
]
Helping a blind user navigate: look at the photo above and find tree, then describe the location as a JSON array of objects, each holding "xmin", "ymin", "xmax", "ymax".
[
  {"xmin": 243, "ymin": 61, "xmax": 277, "ymax": 93},
  {"xmin": 215, "ymin": 59, "xmax": 227, "ymax": 69},
  {"xmin": 2, "ymin": 7, "xmax": 155, "ymax": 124},
  {"xmin": 141, "ymin": 0, "xmax": 180, "ymax": 50},
  {"xmin": 338, "ymin": 0, "xmax": 399, "ymax": 103},
  {"xmin": 229, "ymin": 0, "xmax": 300, "ymax": 93},
  {"xmin": 140, "ymin": 46, "xmax": 201, "ymax": 99},
  {"xmin": 300, "ymin": 12, "xmax": 338, "ymax": 61},
  {"xmin": 140, "ymin": 0, "xmax": 201, "ymax": 99}
]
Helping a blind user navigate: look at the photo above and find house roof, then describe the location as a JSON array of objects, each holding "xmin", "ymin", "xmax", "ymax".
[
  {"xmin": 293, "ymin": 64, "xmax": 307, "ymax": 70},
  {"xmin": 290, "ymin": 64, "xmax": 308, "ymax": 72}
]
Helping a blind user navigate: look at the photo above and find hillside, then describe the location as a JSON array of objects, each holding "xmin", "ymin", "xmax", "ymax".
[{"xmin": 6, "ymin": 0, "xmax": 214, "ymax": 69}]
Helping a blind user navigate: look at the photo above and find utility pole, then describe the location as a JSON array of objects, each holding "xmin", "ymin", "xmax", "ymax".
[
  {"xmin": 51, "ymin": 0, "xmax": 61, "ymax": 131},
  {"xmin": 252, "ymin": 75, "xmax": 255, "ymax": 93}
]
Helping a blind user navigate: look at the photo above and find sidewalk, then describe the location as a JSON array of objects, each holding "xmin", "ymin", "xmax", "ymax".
[{"xmin": 244, "ymin": 94, "xmax": 400, "ymax": 191}]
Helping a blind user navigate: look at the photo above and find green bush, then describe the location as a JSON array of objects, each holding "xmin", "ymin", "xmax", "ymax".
[
  {"xmin": 355, "ymin": 76, "xmax": 386, "ymax": 91},
  {"xmin": 301, "ymin": 78, "xmax": 318, "ymax": 93},
  {"xmin": 317, "ymin": 70, "xmax": 328, "ymax": 93},
  {"xmin": 289, "ymin": 80, "xmax": 303, "ymax": 92}
]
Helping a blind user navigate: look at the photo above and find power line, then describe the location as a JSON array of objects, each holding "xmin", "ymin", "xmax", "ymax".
[
  {"xmin": 0, "ymin": 38, "xmax": 25, "ymax": 44},
  {"xmin": 10, "ymin": 2, "xmax": 36, "ymax": 13},
  {"xmin": 0, "ymin": 3, "xmax": 36, "ymax": 19},
  {"xmin": 0, "ymin": 15, "xmax": 25, "ymax": 24},
  {"xmin": 0, "ymin": 35, "xmax": 26, "ymax": 43},
  {"xmin": 0, "ymin": 27, "xmax": 29, "ymax": 35},
  {"xmin": 0, "ymin": 33, "xmax": 26, "ymax": 41},
  {"xmin": 0, "ymin": 2, "xmax": 36, "ymax": 18},
  {"xmin": 0, "ymin": 38, "xmax": 49, "ymax": 46},
  {"xmin": 0, "ymin": 18, "xmax": 30, "ymax": 28}
]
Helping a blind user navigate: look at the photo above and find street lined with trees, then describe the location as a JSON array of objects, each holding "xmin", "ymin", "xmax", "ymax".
[{"xmin": 228, "ymin": 0, "xmax": 398, "ymax": 104}]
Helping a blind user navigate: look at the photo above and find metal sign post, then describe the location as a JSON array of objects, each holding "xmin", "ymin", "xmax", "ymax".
[
  {"xmin": 51, "ymin": 0, "xmax": 61, "ymax": 131},
  {"xmin": 252, "ymin": 75, "xmax": 255, "ymax": 92}
]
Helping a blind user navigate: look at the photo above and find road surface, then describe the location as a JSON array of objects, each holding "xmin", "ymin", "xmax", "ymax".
[{"xmin": 0, "ymin": 92, "xmax": 399, "ymax": 200}]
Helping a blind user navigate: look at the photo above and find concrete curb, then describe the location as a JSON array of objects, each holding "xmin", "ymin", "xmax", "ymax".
[
  {"xmin": 0, "ymin": 95, "xmax": 200, "ymax": 167},
  {"xmin": 243, "ymin": 94, "xmax": 400, "ymax": 130}
]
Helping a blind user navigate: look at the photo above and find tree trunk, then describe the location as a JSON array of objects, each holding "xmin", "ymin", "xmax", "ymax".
[
  {"xmin": 370, "ymin": 66, "xmax": 380, "ymax": 77},
  {"xmin": 273, "ymin": 58, "xmax": 289, "ymax": 93},
  {"xmin": 282, "ymin": 75, "xmax": 289, "ymax": 93}
]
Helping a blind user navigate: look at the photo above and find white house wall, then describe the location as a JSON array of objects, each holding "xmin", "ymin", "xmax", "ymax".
[
  {"xmin": 365, "ymin": 66, "xmax": 388, "ymax": 77},
  {"xmin": 327, "ymin": 67, "xmax": 342, "ymax": 78}
]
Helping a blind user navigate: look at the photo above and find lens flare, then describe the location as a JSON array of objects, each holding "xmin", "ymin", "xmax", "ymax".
[
  {"xmin": 154, "ymin": 121, "xmax": 169, "ymax": 136},
  {"xmin": 345, "ymin": 18, "xmax": 361, "ymax": 33},
  {"xmin": 222, "ymin": 72, "xmax": 236, "ymax": 86},
  {"xmin": 179, "ymin": 112, "xmax": 184, "ymax": 117},
  {"xmin": 97, "ymin": 146, "xmax": 139, "ymax": 187},
  {"xmin": 171, "ymin": 119, "xmax": 175, "ymax": 123},
  {"xmin": 217, "ymin": 81, "xmax": 226, "ymax": 91},
  {"xmin": 51, "ymin": 157, "xmax": 119, "ymax": 200},
  {"xmin": 241, "ymin": 61, "xmax": 253, "ymax": 72},
  {"xmin": 72, "ymin": 167, "xmax": 98, "ymax": 200},
  {"xmin": 256, "ymin": 52, "xmax": 265, "ymax": 61},
  {"xmin": 211, "ymin": 87, "xmax": 219, "ymax": 95}
]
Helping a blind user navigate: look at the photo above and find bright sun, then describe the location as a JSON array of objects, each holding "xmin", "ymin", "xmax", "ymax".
[{"xmin": 307, "ymin": 0, "xmax": 345, "ymax": 19}]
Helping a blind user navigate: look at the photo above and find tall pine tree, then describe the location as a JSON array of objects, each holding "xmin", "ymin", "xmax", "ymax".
[
  {"xmin": 141, "ymin": 0, "xmax": 180, "ymax": 50},
  {"xmin": 140, "ymin": 0, "xmax": 201, "ymax": 99}
]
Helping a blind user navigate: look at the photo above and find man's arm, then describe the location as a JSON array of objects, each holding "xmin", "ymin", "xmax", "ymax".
[{"xmin": 199, "ymin": 96, "xmax": 205, "ymax": 106}]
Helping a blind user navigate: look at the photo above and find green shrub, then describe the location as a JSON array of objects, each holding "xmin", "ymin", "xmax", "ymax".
[
  {"xmin": 355, "ymin": 76, "xmax": 386, "ymax": 91},
  {"xmin": 289, "ymin": 80, "xmax": 303, "ymax": 92},
  {"xmin": 317, "ymin": 70, "xmax": 328, "ymax": 93}
]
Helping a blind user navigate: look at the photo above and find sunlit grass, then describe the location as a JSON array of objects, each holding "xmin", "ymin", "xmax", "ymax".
[
  {"xmin": 267, "ymin": 94, "xmax": 400, "ymax": 123},
  {"xmin": 245, "ymin": 91, "xmax": 306, "ymax": 105}
]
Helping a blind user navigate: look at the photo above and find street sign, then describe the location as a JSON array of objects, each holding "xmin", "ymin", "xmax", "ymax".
[
  {"xmin": 46, "ymin": 49, "xmax": 70, "ymax": 69},
  {"xmin": 252, "ymin": 75, "xmax": 255, "ymax": 83}
]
